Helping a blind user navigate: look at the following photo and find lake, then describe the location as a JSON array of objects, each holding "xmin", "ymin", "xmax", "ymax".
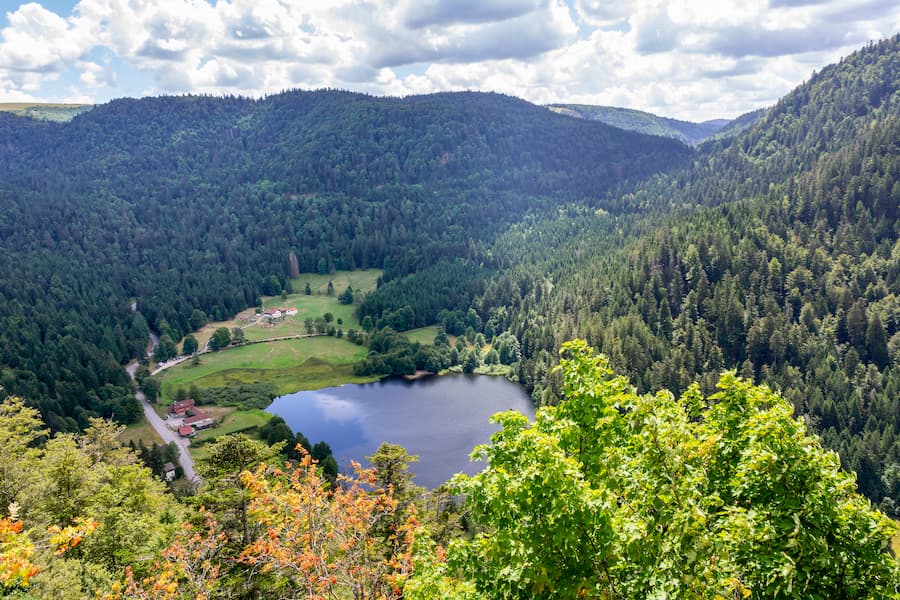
[{"xmin": 266, "ymin": 374, "xmax": 535, "ymax": 488}]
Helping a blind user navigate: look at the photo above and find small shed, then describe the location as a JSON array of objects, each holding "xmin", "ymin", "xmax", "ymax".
[{"xmin": 163, "ymin": 462, "xmax": 177, "ymax": 481}]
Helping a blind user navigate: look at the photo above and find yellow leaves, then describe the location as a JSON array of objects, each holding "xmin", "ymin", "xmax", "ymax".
[
  {"xmin": 48, "ymin": 516, "xmax": 98, "ymax": 555},
  {"xmin": 724, "ymin": 577, "xmax": 752, "ymax": 598},
  {"xmin": 103, "ymin": 510, "xmax": 226, "ymax": 600},
  {"xmin": 2, "ymin": 509, "xmax": 98, "ymax": 590}
]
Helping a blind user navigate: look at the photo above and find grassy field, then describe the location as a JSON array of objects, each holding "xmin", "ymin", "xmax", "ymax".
[
  {"xmin": 893, "ymin": 526, "xmax": 900, "ymax": 556},
  {"xmin": 190, "ymin": 409, "xmax": 273, "ymax": 460},
  {"xmin": 249, "ymin": 295, "xmax": 359, "ymax": 341},
  {"xmin": 180, "ymin": 269, "xmax": 382, "ymax": 351},
  {"xmin": 157, "ymin": 336, "xmax": 373, "ymax": 403},
  {"xmin": 404, "ymin": 325, "xmax": 440, "ymax": 345},
  {"xmin": 291, "ymin": 269, "xmax": 382, "ymax": 296},
  {"xmin": 118, "ymin": 420, "xmax": 164, "ymax": 447},
  {"xmin": 0, "ymin": 103, "xmax": 92, "ymax": 122}
]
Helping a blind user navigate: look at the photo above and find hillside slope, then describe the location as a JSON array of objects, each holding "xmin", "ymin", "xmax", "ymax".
[
  {"xmin": 547, "ymin": 103, "xmax": 764, "ymax": 145},
  {"xmin": 486, "ymin": 34, "xmax": 900, "ymax": 510},
  {"xmin": 0, "ymin": 91, "xmax": 689, "ymax": 431}
]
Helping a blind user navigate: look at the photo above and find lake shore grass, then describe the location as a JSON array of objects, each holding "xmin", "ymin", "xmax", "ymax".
[
  {"xmin": 157, "ymin": 335, "xmax": 373, "ymax": 404},
  {"xmin": 188, "ymin": 409, "xmax": 274, "ymax": 461}
]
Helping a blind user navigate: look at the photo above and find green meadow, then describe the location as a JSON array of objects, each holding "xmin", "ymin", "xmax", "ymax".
[
  {"xmin": 189, "ymin": 409, "xmax": 274, "ymax": 460},
  {"xmin": 157, "ymin": 335, "xmax": 374, "ymax": 404},
  {"xmin": 290, "ymin": 269, "xmax": 382, "ymax": 296},
  {"xmin": 0, "ymin": 102, "xmax": 92, "ymax": 122},
  {"xmin": 402, "ymin": 325, "xmax": 441, "ymax": 345},
  {"xmin": 182, "ymin": 269, "xmax": 381, "ymax": 350},
  {"xmin": 248, "ymin": 295, "xmax": 359, "ymax": 341}
]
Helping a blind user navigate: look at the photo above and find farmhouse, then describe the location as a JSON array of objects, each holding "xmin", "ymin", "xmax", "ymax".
[
  {"xmin": 284, "ymin": 307, "xmax": 298, "ymax": 316},
  {"xmin": 168, "ymin": 398, "xmax": 195, "ymax": 417},
  {"xmin": 184, "ymin": 410, "xmax": 215, "ymax": 430},
  {"xmin": 178, "ymin": 425, "xmax": 194, "ymax": 438},
  {"xmin": 262, "ymin": 308, "xmax": 283, "ymax": 319}
]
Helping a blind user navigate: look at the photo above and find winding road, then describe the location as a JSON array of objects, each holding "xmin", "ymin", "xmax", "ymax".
[
  {"xmin": 127, "ymin": 318, "xmax": 327, "ymax": 483},
  {"xmin": 127, "ymin": 332, "xmax": 200, "ymax": 484}
]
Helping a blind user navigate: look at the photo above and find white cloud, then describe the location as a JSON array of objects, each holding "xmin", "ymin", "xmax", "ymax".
[
  {"xmin": 0, "ymin": 2, "xmax": 95, "ymax": 72},
  {"xmin": 0, "ymin": 0, "xmax": 896, "ymax": 120}
]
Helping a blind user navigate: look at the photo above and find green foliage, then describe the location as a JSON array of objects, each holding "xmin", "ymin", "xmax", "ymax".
[
  {"xmin": 359, "ymin": 261, "xmax": 490, "ymax": 331},
  {"xmin": 152, "ymin": 334, "xmax": 177, "ymax": 363},
  {"xmin": 430, "ymin": 341, "xmax": 898, "ymax": 598},
  {"xmin": 181, "ymin": 334, "xmax": 198, "ymax": 356},
  {"xmin": 354, "ymin": 328, "xmax": 462, "ymax": 376},
  {"xmin": 194, "ymin": 434, "xmax": 283, "ymax": 553},
  {"xmin": 0, "ymin": 396, "xmax": 179, "ymax": 597},
  {"xmin": 258, "ymin": 415, "xmax": 294, "ymax": 448},
  {"xmin": 208, "ymin": 327, "xmax": 231, "ymax": 352},
  {"xmin": 337, "ymin": 285, "xmax": 354, "ymax": 305},
  {"xmin": 192, "ymin": 382, "xmax": 276, "ymax": 411},
  {"xmin": 367, "ymin": 442, "xmax": 421, "ymax": 500},
  {"xmin": 475, "ymin": 35, "xmax": 900, "ymax": 511}
]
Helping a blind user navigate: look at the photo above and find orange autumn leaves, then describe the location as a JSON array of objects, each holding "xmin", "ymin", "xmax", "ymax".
[
  {"xmin": 110, "ymin": 452, "xmax": 417, "ymax": 600},
  {"xmin": 1, "ymin": 507, "xmax": 97, "ymax": 590},
  {"xmin": 0, "ymin": 515, "xmax": 37, "ymax": 589},
  {"xmin": 240, "ymin": 455, "xmax": 416, "ymax": 599}
]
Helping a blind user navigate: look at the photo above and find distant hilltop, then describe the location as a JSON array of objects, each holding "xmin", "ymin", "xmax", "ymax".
[
  {"xmin": 547, "ymin": 103, "xmax": 766, "ymax": 145},
  {"xmin": 0, "ymin": 102, "xmax": 93, "ymax": 122}
]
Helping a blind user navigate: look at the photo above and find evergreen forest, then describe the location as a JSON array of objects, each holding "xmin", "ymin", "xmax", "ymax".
[{"xmin": 0, "ymin": 34, "xmax": 898, "ymax": 598}]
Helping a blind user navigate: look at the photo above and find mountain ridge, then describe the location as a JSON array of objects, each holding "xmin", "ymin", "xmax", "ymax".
[{"xmin": 547, "ymin": 103, "xmax": 767, "ymax": 145}]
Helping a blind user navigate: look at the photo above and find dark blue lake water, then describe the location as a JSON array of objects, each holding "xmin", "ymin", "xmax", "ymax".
[{"xmin": 266, "ymin": 374, "xmax": 535, "ymax": 488}]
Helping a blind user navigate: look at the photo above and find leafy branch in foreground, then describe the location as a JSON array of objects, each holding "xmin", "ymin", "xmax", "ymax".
[
  {"xmin": 105, "ymin": 443, "xmax": 417, "ymax": 599},
  {"xmin": 413, "ymin": 340, "xmax": 898, "ymax": 599}
]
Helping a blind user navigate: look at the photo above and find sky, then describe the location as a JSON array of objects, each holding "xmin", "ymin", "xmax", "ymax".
[{"xmin": 0, "ymin": 0, "xmax": 897, "ymax": 121}]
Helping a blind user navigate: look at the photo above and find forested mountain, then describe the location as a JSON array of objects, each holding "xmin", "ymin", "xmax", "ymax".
[
  {"xmin": 476, "ymin": 35, "xmax": 900, "ymax": 512},
  {"xmin": 546, "ymin": 103, "xmax": 764, "ymax": 145},
  {"xmin": 0, "ymin": 31, "xmax": 899, "ymax": 600},
  {"xmin": 0, "ymin": 28, "xmax": 898, "ymax": 518},
  {"xmin": 710, "ymin": 107, "xmax": 768, "ymax": 140},
  {"xmin": 0, "ymin": 90, "xmax": 688, "ymax": 431}
]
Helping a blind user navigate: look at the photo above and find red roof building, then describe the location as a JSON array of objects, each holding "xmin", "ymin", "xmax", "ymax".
[
  {"xmin": 178, "ymin": 425, "xmax": 194, "ymax": 437},
  {"xmin": 169, "ymin": 398, "xmax": 196, "ymax": 416},
  {"xmin": 184, "ymin": 411, "xmax": 215, "ymax": 430}
]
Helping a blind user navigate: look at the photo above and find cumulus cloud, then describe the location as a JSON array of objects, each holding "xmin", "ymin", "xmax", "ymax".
[
  {"xmin": 403, "ymin": 0, "xmax": 543, "ymax": 28},
  {"xmin": 0, "ymin": 0, "xmax": 897, "ymax": 120},
  {"xmin": 0, "ymin": 2, "xmax": 95, "ymax": 72}
]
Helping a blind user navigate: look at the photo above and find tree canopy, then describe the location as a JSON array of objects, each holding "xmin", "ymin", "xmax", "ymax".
[{"xmin": 409, "ymin": 341, "xmax": 899, "ymax": 598}]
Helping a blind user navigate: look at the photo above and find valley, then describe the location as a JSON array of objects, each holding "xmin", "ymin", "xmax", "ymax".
[{"xmin": 0, "ymin": 33, "xmax": 897, "ymax": 599}]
